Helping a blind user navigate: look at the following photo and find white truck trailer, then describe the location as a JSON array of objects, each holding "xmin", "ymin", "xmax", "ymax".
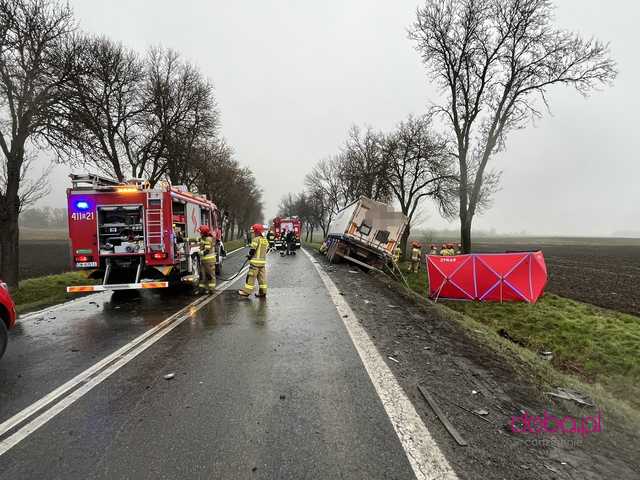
[{"xmin": 325, "ymin": 197, "xmax": 408, "ymax": 270}]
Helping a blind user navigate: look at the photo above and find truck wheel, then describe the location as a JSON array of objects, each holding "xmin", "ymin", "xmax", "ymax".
[{"xmin": 0, "ymin": 320, "xmax": 8, "ymax": 360}]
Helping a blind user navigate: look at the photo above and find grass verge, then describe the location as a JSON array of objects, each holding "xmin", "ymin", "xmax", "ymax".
[
  {"xmin": 399, "ymin": 264, "xmax": 640, "ymax": 419},
  {"xmin": 303, "ymin": 241, "xmax": 323, "ymax": 251},
  {"xmin": 225, "ymin": 239, "xmax": 246, "ymax": 253},
  {"xmin": 13, "ymin": 271, "xmax": 98, "ymax": 315}
]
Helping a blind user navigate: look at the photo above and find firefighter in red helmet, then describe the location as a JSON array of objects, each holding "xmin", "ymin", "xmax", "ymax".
[
  {"xmin": 197, "ymin": 225, "xmax": 216, "ymax": 293},
  {"xmin": 239, "ymin": 224, "xmax": 269, "ymax": 298}
]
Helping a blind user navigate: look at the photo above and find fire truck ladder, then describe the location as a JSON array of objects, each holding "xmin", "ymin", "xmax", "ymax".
[{"xmin": 146, "ymin": 193, "xmax": 164, "ymax": 254}]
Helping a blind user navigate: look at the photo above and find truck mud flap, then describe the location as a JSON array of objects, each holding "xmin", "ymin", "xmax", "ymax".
[{"xmin": 66, "ymin": 281, "xmax": 168, "ymax": 293}]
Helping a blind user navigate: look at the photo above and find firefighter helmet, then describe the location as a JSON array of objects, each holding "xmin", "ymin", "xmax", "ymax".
[
  {"xmin": 252, "ymin": 223, "xmax": 264, "ymax": 235},
  {"xmin": 197, "ymin": 225, "xmax": 212, "ymax": 236}
]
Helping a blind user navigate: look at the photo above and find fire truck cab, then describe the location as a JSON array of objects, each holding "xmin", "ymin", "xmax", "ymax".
[{"xmin": 66, "ymin": 174, "xmax": 226, "ymax": 292}]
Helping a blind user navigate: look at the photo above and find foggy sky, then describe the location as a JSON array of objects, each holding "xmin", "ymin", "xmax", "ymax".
[{"xmin": 41, "ymin": 0, "xmax": 639, "ymax": 236}]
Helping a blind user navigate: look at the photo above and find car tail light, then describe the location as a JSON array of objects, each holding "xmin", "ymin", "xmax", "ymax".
[
  {"xmin": 75, "ymin": 255, "xmax": 90, "ymax": 262},
  {"xmin": 152, "ymin": 251, "xmax": 168, "ymax": 260}
]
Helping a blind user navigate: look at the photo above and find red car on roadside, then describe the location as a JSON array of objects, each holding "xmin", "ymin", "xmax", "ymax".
[{"xmin": 0, "ymin": 279, "xmax": 17, "ymax": 359}]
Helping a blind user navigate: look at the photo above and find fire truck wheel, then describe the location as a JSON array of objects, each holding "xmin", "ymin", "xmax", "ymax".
[{"xmin": 0, "ymin": 320, "xmax": 8, "ymax": 360}]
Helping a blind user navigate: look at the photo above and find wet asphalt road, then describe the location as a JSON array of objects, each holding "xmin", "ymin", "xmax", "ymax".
[{"xmin": 0, "ymin": 248, "xmax": 416, "ymax": 479}]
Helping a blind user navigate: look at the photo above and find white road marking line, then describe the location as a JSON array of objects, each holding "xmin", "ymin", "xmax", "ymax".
[
  {"xmin": 0, "ymin": 263, "xmax": 249, "ymax": 457},
  {"xmin": 302, "ymin": 248, "xmax": 458, "ymax": 480}
]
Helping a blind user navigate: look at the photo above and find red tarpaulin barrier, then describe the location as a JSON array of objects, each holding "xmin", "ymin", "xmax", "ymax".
[{"xmin": 426, "ymin": 251, "xmax": 548, "ymax": 303}]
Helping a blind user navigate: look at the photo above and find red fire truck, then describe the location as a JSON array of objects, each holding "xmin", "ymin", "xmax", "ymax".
[
  {"xmin": 66, "ymin": 174, "xmax": 226, "ymax": 293},
  {"xmin": 272, "ymin": 216, "xmax": 302, "ymax": 250}
]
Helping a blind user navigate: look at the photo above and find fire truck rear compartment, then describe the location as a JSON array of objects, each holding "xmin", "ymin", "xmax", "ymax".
[{"xmin": 97, "ymin": 205, "xmax": 145, "ymax": 255}]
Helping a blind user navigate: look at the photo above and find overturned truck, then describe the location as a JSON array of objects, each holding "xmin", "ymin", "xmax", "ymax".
[{"xmin": 325, "ymin": 197, "xmax": 408, "ymax": 270}]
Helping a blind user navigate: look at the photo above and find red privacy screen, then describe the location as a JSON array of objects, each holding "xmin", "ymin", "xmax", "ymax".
[{"xmin": 426, "ymin": 252, "xmax": 548, "ymax": 303}]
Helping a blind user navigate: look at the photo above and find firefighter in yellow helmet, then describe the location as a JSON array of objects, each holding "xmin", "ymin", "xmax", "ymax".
[
  {"xmin": 409, "ymin": 241, "xmax": 422, "ymax": 273},
  {"xmin": 197, "ymin": 225, "xmax": 216, "ymax": 293},
  {"xmin": 239, "ymin": 224, "xmax": 269, "ymax": 298},
  {"xmin": 393, "ymin": 245, "xmax": 402, "ymax": 265}
]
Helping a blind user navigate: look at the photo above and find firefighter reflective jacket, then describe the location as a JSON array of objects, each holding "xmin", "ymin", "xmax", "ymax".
[
  {"xmin": 249, "ymin": 235, "xmax": 269, "ymax": 267},
  {"xmin": 411, "ymin": 247, "xmax": 421, "ymax": 261},
  {"xmin": 199, "ymin": 237, "xmax": 216, "ymax": 263}
]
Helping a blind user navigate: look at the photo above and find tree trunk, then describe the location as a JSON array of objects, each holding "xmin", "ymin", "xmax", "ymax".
[
  {"xmin": 460, "ymin": 215, "xmax": 472, "ymax": 254},
  {"xmin": 0, "ymin": 147, "xmax": 23, "ymax": 290},
  {"xmin": 400, "ymin": 224, "xmax": 411, "ymax": 261},
  {"xmin": 0, "ymin": 215, "xmax": 20, "ymax": 289}
]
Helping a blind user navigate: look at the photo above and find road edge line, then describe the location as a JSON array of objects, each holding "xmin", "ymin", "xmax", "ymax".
[{"xmin": 302, "ymin": 248, "xmax": 458, "ymax": 480}]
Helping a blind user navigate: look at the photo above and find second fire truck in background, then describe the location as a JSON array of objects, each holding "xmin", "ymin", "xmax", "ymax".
[{"xmin": 272, "ymin": 216, "xmax": 302, "ymax": 251}]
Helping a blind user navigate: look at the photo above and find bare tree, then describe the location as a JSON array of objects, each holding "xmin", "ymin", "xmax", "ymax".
[
  {"xmin": 54, "ymin": 42, "xmax": 218, "ymax": 185},
  {"xmin": 304, "ymin": 156, "xmax": 349, "ymax": 220},
  {"xmin": 383, "ymin": 114, "xmax": 456, "ymax": 256},
  {"xmin": 342, "ymin": 125, "xmax": 391, "ymax": 203},
  {"xmin": 306, "ymin": 186, "xmax": 333, "ymax": 238},
  {"xmin": 50, "ymin": 35, "xmax": 145, "ymax": 181},
  {"xmin": 0, "ymin": 0, "xmax": 76, "ymax": 287},
  {"xmin": 409, "ymin": 0, "xmax": 617, "ymax": 252},
  {"xmin": 142, "ymin": 47, "xmax": 218, "ymax": 185}
]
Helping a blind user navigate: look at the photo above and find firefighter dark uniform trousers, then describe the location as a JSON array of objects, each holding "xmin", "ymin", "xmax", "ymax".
[
  {"xmin": 199, "ymin": 236, "xmax": 216, "ymax": 292},
  {"xmin": 241, "ymin": 235, "xmax": 269, "ymax": 296}
]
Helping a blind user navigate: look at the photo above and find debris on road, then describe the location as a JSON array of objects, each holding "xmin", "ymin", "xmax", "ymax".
[
  {"xmin": 544, "ymin": 464, "xmax": 560, "ymax": 474},
  {"xmin": 417, "ymin": 384, "xmax": 468, "ymax": 447},
  {"xmin": 431, "ymin": 390, "xmax": 495, "ymax": 425},
  {"xmin": 348, "ymin": 270, "xmax": 359, "ymax": 274},
  {"xmin": 539, "ymin": 351, "xmax": 554, "ymax": 361},
  {"xmin": 387, "ymin": 356, "xmax": 400, "ymax": 363},
  {"xmin": 163, "ymin": 373, "xmax": 175, "ymax": 380},
  {"xmin": 545, "ymin": 388, "xmax": 595, "ymax": 407}
]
